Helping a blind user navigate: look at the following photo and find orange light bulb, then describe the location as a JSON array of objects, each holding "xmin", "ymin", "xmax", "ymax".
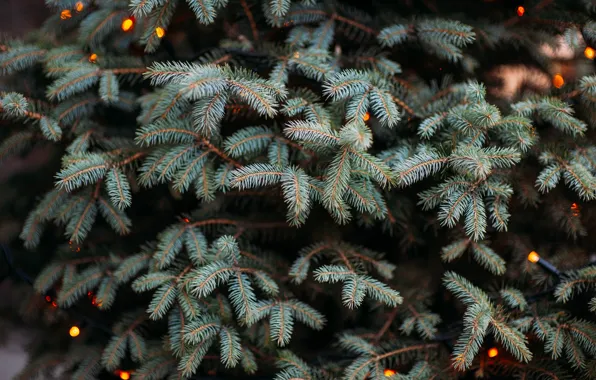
[
  {"xmin": 384, "ymin": 369, "xmax": 397, "ymax": 377},
  {"xmin": 553, "ymin": 74, "xmax": 564, "ymax": 89},
  {"xmin": 585, "ymin": 47, "xmax": 595, "ymax": 60},
  {"xmin": 121, "ymin": 18, "xmax": 134, "ymax": 32},
  {"xmin": 69, "ymin": 326, "xmax": 80, "ymax": 337},
  {"xmin": 60, "ymin": 9, "xmax": 72, "ymax": 20},
  {"xmin": 363, "ymin": 112, "xmax": 370, "ymax": 122},
  {"xmin": 120, "ymin": 371, "xmax": 131, "ymax": 380},
  {"xmin": 89, "ymin": 53, "xmax": 98, "ymax": 63},
  {"xmin": 516, "ymin": 6, "xmax": 525, "ymax": 17},
  {"xmin": 155, "ymin": 27, "xmax": 166, "ymax": 38},
  {"xmin": 75, "ymin": 1, "xmax": 84, "ymax": 12},
  {"xmin": 570, "ymin": 203, "xmax": 580, "ymax": 217},
  {"xmin": 488, "ymin": 347, "xmax": 499, "ymax": 358},
  {"xmin": 528, "ymin": 251, "xmax": 540, "ymax": 263}
]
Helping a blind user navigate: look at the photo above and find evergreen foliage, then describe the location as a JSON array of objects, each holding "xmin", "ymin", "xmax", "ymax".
[{"xmin": 2, "ymin": 0, "xmax": 596, "ymax": 379}]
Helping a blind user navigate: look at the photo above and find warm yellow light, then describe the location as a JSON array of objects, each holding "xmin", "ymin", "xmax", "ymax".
[
  {"xmin": 120, "ymin": 371, "xmax": 131, "ymax": 380},
  {"xmin": 553, "ymin": 74, "xmax": 565, "ymax": 89},
  {"xmin": 528, "ymin": 251, "xmax": 540, "ymax": 263},
  {"xmin": 69, "ymin": 326, "xmax": 80, "ymax": 337},
  {"xmin": 155, "ymin": 27, "xmax": 166, "ymax": 38},
  {"xmin": 585, "ymin": 47, "xmax": 595, "ymax": 60},
  {"xmin": 488, "ymin": 347, "xmax": 499, "ymax": 358},
  {"xmin": 75, "ymin": 1, "xmax": 84, "ymax": 12},
  {"xmin": 60, "ymin": 9, "xmax": 72, "ymax": 20},
  {"xmin": 121, "ymin": 18, "xmax": 134, "ymax": 32},
  {"xmin": 517, "ymin": 6, "xmax": 525, "ymax": 17},
  {"xmin": 384, "ymin": 369, "xmax": 397, "ymax": 377},
  {"xmin": 363, "ymin": 112, "xmax": 370, "ymax": 122},
  {"xmin": 89, "ymin": 53, "xmax": 98, "ymax": 63}
]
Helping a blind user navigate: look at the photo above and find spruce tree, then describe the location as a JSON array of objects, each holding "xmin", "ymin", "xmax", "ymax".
[{"xmin": 2, "ymin": 0, "xmax": 596, "ymax": 378}]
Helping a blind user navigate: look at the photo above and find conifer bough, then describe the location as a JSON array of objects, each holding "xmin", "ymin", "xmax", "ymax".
[{"xmin": 1, "ymin": 0, "xmax": 596, "ymax": 379}]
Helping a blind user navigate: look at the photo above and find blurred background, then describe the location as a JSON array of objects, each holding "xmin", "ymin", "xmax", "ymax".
[
  {"xmin": 2, "ymin": 1, "xmax": 49, "ymax": 36},
  {"xmin": 1, "ymin": 3, "xmax": 49, "ymax": 379}
]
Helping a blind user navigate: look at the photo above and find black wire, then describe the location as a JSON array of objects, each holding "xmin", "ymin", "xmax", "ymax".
[
  {"xmin": 0, "ymin": 243, "xmax": 15, "ymax": 286},
  {"xmin": 1, "ymin": 243, "xmax": 14, "ymax": 269}
]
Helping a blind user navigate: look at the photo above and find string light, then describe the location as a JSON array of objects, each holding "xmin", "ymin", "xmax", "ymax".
[
  {"xmin": 69, "ymin": 240, "xmax": 81, "ymax": 252},
  {"xmin": 585, "ymin": 47, "xmax": 596, "ymax": 60},
  {"xmin": 87, "ymin": 291, "xmax": 101, "ymax": 307},
  {"xmin": 155, "ymin": 27, "xmax": 166, "ymax": 38},
  {"xmin": 552, "ymin": 74, "xmax": 564, "ymax": 89},
  {"xmin": 75, "ymin": 1, "xmax": 84, "ymax": 12},
  {"xmin": 89, "ymin": 53, "xmax": 98, "ymax": 63},
  {"xmin": 527, "ymin": 251, "xmax": 560, "ymax": 277},
  {"xmin": 528, "ymin": 251, "xmax": 540, "ymax": 263},
  {"xmin": 571, "ymin": 203, "xmax": 580, "ymax": 217},
  {"xmin": 119, "ymin": 371, "xmax": 131, "ymax": 380},
  {"xmin": 69, "ymin": 326, "xmax": 80, "ymax": 337},
  {"xmin": 121, "ymin": 18, "xmax": 134, "ymax": 32},
  {"xmin": 45, "ymin": 294, "xmax": 58, "ymax": 308},
  {"xmin": 488, "ymin": 347, "xmax": 499, "ymax": 358},
  {"xmin": 384, "ymin": 369, "xmax": 397, "ymax": 377},
  {"xmin": 183, "ymin": 218, "xmax": 190, "ymax": 223},
  {"xmin": 60, "ymin": 9, "xmax": 72, "ymax": 20},
  {"xmin": 516, "ymin": 6, "xmax": 525, "ymax": 17},
  {"xmin": 363, "ymin": 112, "xmax": 370, "ymax": 122}
]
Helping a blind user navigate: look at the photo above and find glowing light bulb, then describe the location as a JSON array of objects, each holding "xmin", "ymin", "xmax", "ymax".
[
  {"xmin": 121, "ymin": 18, "xmax": 134, "ymax": 32},
  {"xmin": 552, "ymin": 74, "xmax": 564, "ymax": 89},
  {"xmin": 571, "ymin": 202, "xmax": 580, "ymax": 217},
  {"xmin": 516, "ymin": 6, "xmax": 525, "ymax": 17},
  {"xmin": 75, "ymin": 1, "xmax": 84, "ymax": 12},
  {"xmin": 91, "ymin": 295, "xmax": 102, "ymax": 307},
  {"xmin": 363, "ymin": 112, "xmax": 370, "ymax": 122},
  {"xmin": 120, "ymin": 371, "xmax": 131, "ymax": 380},
  {"xmin": 89, "ymin": 53, "xmax": 98, "ymax": 63},
  {"xmin": 60, "ymin": 9, "xmax": 72, "ymax": 20},
  {"xmin": 69, "ymin": 326, "xmax": 80, "ymax": 337},
  {"xmin": 528, "ymin": 251, "xmax": 540, "ymax": 263},
  {"xmin": 155, "ymin": 27, "xmax": 165, "ymax": 38},
  {"xmin": 384, "ymin": 369, "xmax": 397, "ymax": 377},
  {"xmin": 585, "ymin": 47, "xmax": 595, "ymax": 60},
  {"xmin": 488, "ymin": 347, "xmax": 499, "ymax": 358}
]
